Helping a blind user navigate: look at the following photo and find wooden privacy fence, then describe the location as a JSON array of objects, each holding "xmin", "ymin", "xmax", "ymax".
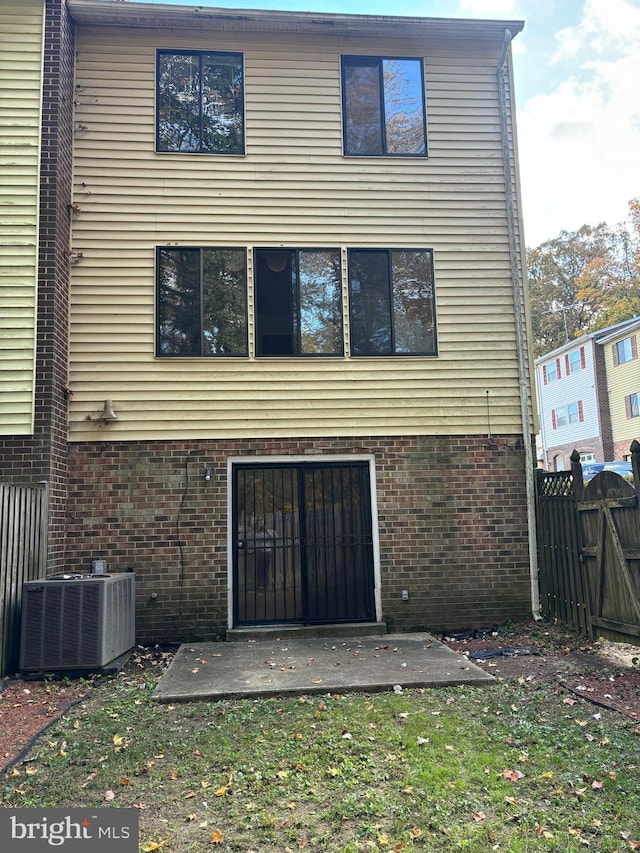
[
  {"xmin": 536, "ymin": 443, "xmax": 640, "ymax": 645},
  {"xmin": 0, "ymin": 482, "xmax": 48, "ymax": 675}
]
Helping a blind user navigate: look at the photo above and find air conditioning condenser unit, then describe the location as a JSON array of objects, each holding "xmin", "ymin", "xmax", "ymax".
[{"xmin": 20, "ymin": 573, "xmax": 135, "ymax": 673}]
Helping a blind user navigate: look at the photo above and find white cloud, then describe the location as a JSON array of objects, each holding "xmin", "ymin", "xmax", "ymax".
[{"xmin": 517, "ymin": 0, "xmax": 640, "ymax": 245}]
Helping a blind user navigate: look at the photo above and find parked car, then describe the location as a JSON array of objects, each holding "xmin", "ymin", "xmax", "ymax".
[{"xmin": 582, "ymin": 461, "xmax": 633, "ymax": 482}]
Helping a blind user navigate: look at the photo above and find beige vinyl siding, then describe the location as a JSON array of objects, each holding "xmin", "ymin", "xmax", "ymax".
[
  {"xmin": 0, "ymin": 1, "xmax": 43, "ymax": 435},
  {"xmin": 605, "ymin": 333, "xmax": 640, "ymax": 444},
  {"xmin": 69, "ymin": 25, "xmax": 527, "ymax": 441}
]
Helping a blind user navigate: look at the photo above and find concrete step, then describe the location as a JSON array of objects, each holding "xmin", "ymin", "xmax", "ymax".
[{"xmin": 226, "ymin": 622, "xmax": 386, "ymax": 642}]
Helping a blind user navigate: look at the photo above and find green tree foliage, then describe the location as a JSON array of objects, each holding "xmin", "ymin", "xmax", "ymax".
[{"xmin": 527, "ymin": 198, "xmax": 640, "ymax": 357}]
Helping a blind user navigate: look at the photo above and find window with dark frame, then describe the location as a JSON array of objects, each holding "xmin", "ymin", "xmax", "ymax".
[
  {"xmin": 157, "ymin": 247, "xmax": 248, "ymax": 356},
  {"xmin": 341, "ymin": 55, "xmax": 427, "ymax": 156},
  {"xmin": 157, "ymin": 50, "xmax": 244, "ymax": 154},
  {"xmin": 254, "ymin": 248, "xmax": 343, "ymax": 357},
  {"xmin": 348, "ymin": 249, "xmax": 436, "ymax": 356}
]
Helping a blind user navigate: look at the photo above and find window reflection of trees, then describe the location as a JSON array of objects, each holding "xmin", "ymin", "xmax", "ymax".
[
  {"xmin": 158, "ymin": 248, "xmax": 247, "ymax": 356},
  {"xmin": 348, "ymin": 249, "xmax": 436, "ymax": 355},
  {"xmin": 343, "ymin": 56, "xmax": 426, "ymax": 156},
  {"xmin": 157, "ymin": 51, "xmax": 244, "ymax": 154}
]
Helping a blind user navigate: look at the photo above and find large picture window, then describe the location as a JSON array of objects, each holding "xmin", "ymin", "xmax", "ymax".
[
  {"xmin": 341, "ymin": 56, "xmax": 427, "ymax": 156},
  {"xmin": 254, "ymin": 248, "xmax": 343, "ymax": 356},
  {"xmin": 348, "ymin": 249, "xmax": 436, "ymax": 356},
  {"xmin": 157, "ymin": 247, "xmax": 247, "ymax": 356},
  {"xmin": 157, "ymin": 50, "xmax": 244, "ymax": 154}
]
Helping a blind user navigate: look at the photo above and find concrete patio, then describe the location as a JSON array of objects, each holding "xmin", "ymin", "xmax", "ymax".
[{"xmin": 152, "ymin": 631, "xmax": 494, "ymax": 702}]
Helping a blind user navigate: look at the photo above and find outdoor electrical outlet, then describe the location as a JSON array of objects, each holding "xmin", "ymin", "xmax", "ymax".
[{"xmin": 401, "ymin": 589, "xmax": 409, "ymax": 601}]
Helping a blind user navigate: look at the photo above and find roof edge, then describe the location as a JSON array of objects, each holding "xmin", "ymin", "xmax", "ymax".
[{"xmin": 66, "ymin": 0, "xmax": 525, "ymax": 39}]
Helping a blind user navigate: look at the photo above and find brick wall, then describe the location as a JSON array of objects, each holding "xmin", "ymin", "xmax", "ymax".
[
  {"xmin": 613, "ymin": 439, "xmax": 639, "ymax": 461},
  {"xmin": 544, "ymin": 437, "xmax": 605, "ymax": 471},
  {"xmin": 593, "ymin": 342, "xmax": 614, "ymax": 459},
  {"xmin": 0, "ymin": 0, "xmax": 75, "ymax": 570},
  {"xmin": 66, "ymin": 434, "xmax": 532, "ymax": 643}
]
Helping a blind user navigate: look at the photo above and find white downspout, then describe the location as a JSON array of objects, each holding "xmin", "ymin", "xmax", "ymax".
[{"xmin": 497, "ymin": 29, "xmax": 541, "ymax": 619}]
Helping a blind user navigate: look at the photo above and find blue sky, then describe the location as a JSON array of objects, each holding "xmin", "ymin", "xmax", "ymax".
[{"xmin": 131, "ymin": 0, "xmax": 640, "ymax": 245}]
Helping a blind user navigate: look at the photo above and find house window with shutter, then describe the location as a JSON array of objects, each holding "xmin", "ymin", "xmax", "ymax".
[
  {"xmin": 341, "ymin": 56, "xmax": 428, "ymax": 156},
  {"xmin": 614, "ymin": 336, "xmax": 637, "ymax": 365},
  {"xmin": 566, "ymin": 346, "xmax": 586, "ymax": 374},
  {"xmin": 544, "ymin": 358, "xmax": 560, "ymax": 383},
  {"xmin": 552, "ymin": 401, "xmax": 584, "ymax": 429},
  {"xmin": 625, "ymin": 392, "xmax": 640, "ymax": 419},
  {"xmin": 157, "ymin": 50, "xmax": 244, "ymax": 154}
]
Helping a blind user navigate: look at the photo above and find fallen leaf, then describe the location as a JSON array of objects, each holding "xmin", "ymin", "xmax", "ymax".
[
  {"xmin": 591, "ymin": 780, "xmax": 603, "ymax": 789},
  {"xmin": 501, "ymin": 769, "xmax": 524, "ymax": 781},
  {"xmin": 104, "ymin": 789, "xmax": 116, "ymax": 802},
  {"xmin": 472, "ymin": 811, "xmax": 486, "ymax": 822},
  {"xmin": 211, "ymin": 829, "xmax": 223, "ymax": 844},
  {"xmin": 215, "ymin": 786, "xmax": 228, "ymax": 796}
]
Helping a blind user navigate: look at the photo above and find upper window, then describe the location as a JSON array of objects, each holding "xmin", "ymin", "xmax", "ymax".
[
  {"xmin": 567, "ymin": 347, "xmax": 585, "ymax": 374},
  {"xmin": 341, "ymin": 56, "xmax": 427, "ymax": 156},
  {"xmin": 615, "ymin": 336, "xmax": 636, "ymax": 365},
  {"xmin": 157, "ymin": 247, "xmax": 247, "ymax": 356},
  {"xmin": 157, "ymin": 50, "xmax": 244, "ymax": 154},
  {"xmin": 544, "ymin": 359, "xmax": 559, "ymax": 383},
  {"xmin": 348, "ymin": 249, "xmax": 436, "ymax": 356},
  {"xmin": 255, "ymin": 249, "xmax": 343, "ymax": 357}
]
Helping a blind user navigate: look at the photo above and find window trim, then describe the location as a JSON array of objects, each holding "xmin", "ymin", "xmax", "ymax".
[
  {"xmin": 340, "ymin": 54, "xmax": 428, "ymax": 158},
  {"xmin": 156, "ymin": 245, "xmax": 248, "ymax": 357},
  {"xmin": 347, "ymin": 247, "xmax": 437, "ymax": 357},
  {"xmin": 156, "ymin": 48, "xmax": 245, "ymax": 155}
]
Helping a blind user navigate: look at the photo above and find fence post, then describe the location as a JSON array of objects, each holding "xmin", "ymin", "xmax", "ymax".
[
  {"xmin": 631, "ymin": 440, "xmax": 640, "ymax": 499},
  {"xmin": 570, "ymin": 449, "xmax": 584, "ymax": 501}
]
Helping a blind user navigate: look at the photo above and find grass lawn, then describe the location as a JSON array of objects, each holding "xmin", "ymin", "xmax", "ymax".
[{"xmin": 2, "ymin": 648, "xmax": 639, "ymax": 852}]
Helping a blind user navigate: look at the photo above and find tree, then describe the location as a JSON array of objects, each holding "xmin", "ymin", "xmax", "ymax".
[{"xmin": 527, "ymin": 199, "xmax": 640, "ymax": 357}]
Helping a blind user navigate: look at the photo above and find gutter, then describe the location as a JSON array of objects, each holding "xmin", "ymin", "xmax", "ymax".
[{"xmin": 497, "ymin": 29, "xmax": 541, "ymax": 620}]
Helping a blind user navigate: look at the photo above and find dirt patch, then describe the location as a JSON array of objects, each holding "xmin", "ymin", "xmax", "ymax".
[
  {"xmin": 442, "ymin": 622, "xmax": 640, "ymax": 719},
  {"xmin": 0, "ymin": 678, "xmax": 89, "ymax": 771}
]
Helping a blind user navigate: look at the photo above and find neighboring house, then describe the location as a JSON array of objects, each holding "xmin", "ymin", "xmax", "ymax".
[
  {"xmin": 1, "ymin": 0, "xmax": 537, "ymax": 644},
  {"xmin": 535, "ymin": 317, "xmax": 640, "ymax": 470},
  {"xmin": 599, "ymin": 318, "xmax": 640, "ymax": 460}
]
